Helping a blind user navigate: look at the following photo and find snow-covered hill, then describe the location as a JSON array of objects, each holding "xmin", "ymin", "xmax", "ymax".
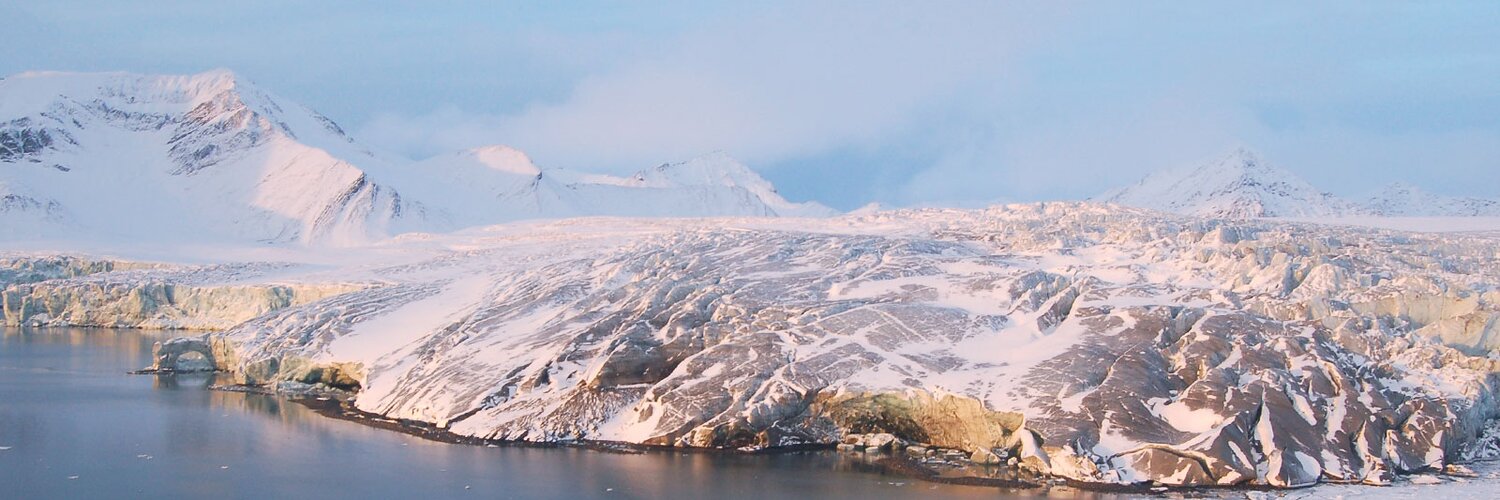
[
  {"xmin": 0, "ymin": 70, "xmax": 425, "ymax": 245},
  {"xmin": 1098, "ymin": 148, "xmax": 1500, "ymax": 219},
  {"xmin": 1095, "ymin": 148, "xmax": 1358, "ymax": 218},
  {"xmin": 0, "ymin": 70, "xmax": 832, "ymax": 245},
  {"xmin": 1364, "ymin": 182, "xmax": 1500, "ymax": 217}
]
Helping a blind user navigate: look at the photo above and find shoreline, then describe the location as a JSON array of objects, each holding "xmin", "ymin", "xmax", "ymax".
[
  {"xmin": 109, "ymin": 339, "xmax": 1495, "ymax": 496},
  {"xmin": 276, "ymin": 391, "xmax": 1475, "ymax": 495},
  {"xmin": 287, "ymin": 394, "xmax": 1059, "ymax": 491},
  {"xmin": 280, "ymin": 390, "xmax": 1349, "ymax": 495}
]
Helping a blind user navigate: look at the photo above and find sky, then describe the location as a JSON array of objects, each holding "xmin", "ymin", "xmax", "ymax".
[{"xmin": 2, "ymin": 1, "xmax": 1497, "ymax": 210}]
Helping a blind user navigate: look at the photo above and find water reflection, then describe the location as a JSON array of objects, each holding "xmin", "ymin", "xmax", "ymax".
[
  {"xmin": 1, "ymin": 326, "xmax": 1130, "ymax": 499},
  {"xmin": 151, "ymin": 372, "xmax": 216, "ymax": 390}
]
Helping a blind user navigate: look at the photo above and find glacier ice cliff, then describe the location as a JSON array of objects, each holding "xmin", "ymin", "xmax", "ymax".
[{"xmin": 1, "ymin": 256, "xmax": 363, "ymax": 329}]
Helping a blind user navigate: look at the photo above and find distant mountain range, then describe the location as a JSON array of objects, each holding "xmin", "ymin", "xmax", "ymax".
[
  {"xmin": 0, "ymin": 70, "xmax": 831, "ymax": 245},
  {"xmin": 1096, "ymin": 147, "xmax": 1500, "ymax": 218},
  {"xmin": 5, "ymin": 69, "xmax": 1490, "ymax": 245},
  {"xmin": 1361, "ymin": 181, "xmax": 1500, "ymax": 217}
]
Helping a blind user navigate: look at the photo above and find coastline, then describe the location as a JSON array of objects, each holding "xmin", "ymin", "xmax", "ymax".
[
  {"xmin": 272, "ymin": 388, "xmax": 1054, "ymax": 491},
  {"xmin": 70, "ymin": 369, "xmax": 1479, "ymax": 497},
  {"xmin": 212, "ymin": 383, "xmax": 1227, "ymax": 496},
  {"xmin": 275, "ymin": 389, "xmax": 1493, "ymax": 496}
]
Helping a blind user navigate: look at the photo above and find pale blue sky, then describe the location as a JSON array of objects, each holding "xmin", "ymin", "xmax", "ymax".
[{"xmin": 3, "ymin": 1, "xmax": 1497, "ymax": 209}]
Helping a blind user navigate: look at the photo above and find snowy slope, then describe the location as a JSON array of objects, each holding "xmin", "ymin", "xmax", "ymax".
[
  {"xmin": 1096, "ymin": 148, "xmax": 1361, "ymax": 218},
  {"xmin": 0, "ymin": 180, "xmax": 66, "ymax": 239},
  {"xmin": 0, "ymin": 70, "xmax": 833, "ymax": 245},
  {"xmin": 0, "ymin": 70, "xmax": 429, "ymax": 246},
  {"xmin": 1364, "ymin": 182, "xmax": 1500, "ymax": 216}
]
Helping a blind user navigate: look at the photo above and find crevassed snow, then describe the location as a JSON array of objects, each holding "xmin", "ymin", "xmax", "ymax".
[{"xmin": 326, "ymin": 273, "xmax": 493, "ymax": 363}]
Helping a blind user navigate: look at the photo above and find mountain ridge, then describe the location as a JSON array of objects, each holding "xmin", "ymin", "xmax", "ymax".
[
  {"xmin": 0, "ymin": 70, "xmax": 421, "ymax": 245},
  {"xmin": 1095, "ymin": 147, "xmax": 1358, "ymax": 218},
  {"xmin": 0, "ymin": 70, "xmax": 832, "ymax": 245},
  {"xmin": 1364, "ymin": 181, "xmax": 1500, "ymax": 217},
  {"xmin": 1097, "ymin": 147, "xmax": 1498, "ymax": 218}
]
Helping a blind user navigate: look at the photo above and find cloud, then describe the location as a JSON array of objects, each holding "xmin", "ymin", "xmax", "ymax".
[
  {"xmin": 884, "ymin": 1, "xmax": 1500, "ymax": 205},
  {"xmin": 355, "ymin": 2, "xmax": 1499, "ymax": 210},
  {"xmin": 897, "ymin": 97, "xmax": 1258, "ymax": 205},
  {"xmin": 358, "ymin": 2, "xmax": 1067, "ymax": 171},
  {"xmin": 359, "ymin": 107, "xmax": 509, "ymax": 160}
]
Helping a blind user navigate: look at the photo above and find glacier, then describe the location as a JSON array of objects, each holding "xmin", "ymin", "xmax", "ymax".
[{"xmin": 6, "ymin": 203, "xmax": 1500, "ymax": 489}]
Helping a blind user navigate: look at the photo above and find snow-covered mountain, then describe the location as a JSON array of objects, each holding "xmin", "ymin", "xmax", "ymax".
[
  {"xmin": 1095, "ymin": 148, "xmax": 1358, "ymax": 218},
  {"xmin": 1363, "ymin": 182, "xmax": 1500, "ymax": 217},
  {"xmin": 0, "ymin": 70, "xmax": 831, "ymax": 245},
  {"xmin": 0, "ymin": 70, "xmax": 426, "ymax": 245},
  {"xmin": 1099, "ymin": 148, "xmax": 1500, "ymax": 219},
  {"xmin": 625, "ymin": 151, "xmax": 835, "ymax": 217},
  {"xmin": 402, "ymin": 147, "xmax": 833, "ymax": 227}
]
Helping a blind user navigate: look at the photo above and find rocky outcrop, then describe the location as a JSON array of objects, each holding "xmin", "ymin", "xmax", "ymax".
[
  {"xmin": 812, "ymin": 391, "xmax": 1026, "ymax": 453},
  {"xmin": 150, "ymin": 335, "xmax": 218, "ymax": 372}
]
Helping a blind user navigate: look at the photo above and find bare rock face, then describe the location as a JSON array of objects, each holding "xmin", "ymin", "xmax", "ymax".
[
  {"xmin": 811, "ymin": 391, "xmax": 1025, "ymax": 453},
  {"xmin": 8, "ymin": 204, "xmax": 1500, "ymax": 489},
  {"xmin": 151, "ymin": 335, "xmax": 218, "ymax": 372}
]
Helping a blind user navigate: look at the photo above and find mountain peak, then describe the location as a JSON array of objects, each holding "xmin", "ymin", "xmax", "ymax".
[
  {"xmin": 637, "ymin": 151, "xmax": 768, "ymax": 190},
  {"xmin": 1221, "ymin": 145, "xmax": 1262, "ymax": 164},
  {"xmin": 1201, "ymin": 146, "xmax": 1275, "ymax": 177},
  {"xmin": 1376, "ymin": 181, "xmax": 1421, "ymax": 194},
  {"xmin": 0, "ymin": 69, "xmax": 253, "ymax": 101},
  {"xmin": 171, "ymin": 68, "xmax": 248, "ymax": 97},
  {"xmin": 1101, "ymin": 148, "xmax": 1500, "ymax": 218},
  {"xmin": 458, "ymin": 145, "xmax": 541, "ymax": 177},
  {"xmin": 1097, "ymin": 147, "xmax": 1354, "ymax": 218},
  {"xmin": 0, "ymin": 69, "xmax": 410, "ymax": 245}
]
